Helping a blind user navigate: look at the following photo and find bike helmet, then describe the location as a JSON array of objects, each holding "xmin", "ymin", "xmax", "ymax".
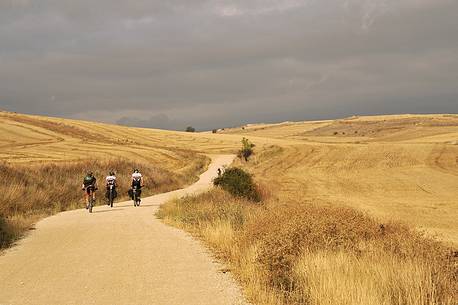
[
  {"xmin": 134, "ymin": 169, "xmax": 139, "ymax": 173},
  {"xmin": 87, "ymin": 172, "xmax": 93, "ymax": 177},
  {"xmin": 109, "ymin": 171, "xmax": 115, "ymax": 176}
]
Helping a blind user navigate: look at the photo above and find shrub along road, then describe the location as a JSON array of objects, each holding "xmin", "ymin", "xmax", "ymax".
[{"xmin": 0, "ymin": 155, "xmax": 245, "ymax": 305}]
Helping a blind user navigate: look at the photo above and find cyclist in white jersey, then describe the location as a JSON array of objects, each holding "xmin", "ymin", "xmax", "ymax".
[
  {"xmin": 106, "ymin": 172, "xmax": 117, "ymax": 185},
  {"xmin": 130, "ymin": 169, "xmax": 144, "ymax": 201},
  {"xmin": 105, "ymin": 171, "xmax": 118, "ymax": 203}
]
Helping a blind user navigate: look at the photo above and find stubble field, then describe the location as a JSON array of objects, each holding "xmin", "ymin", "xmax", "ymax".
[{"xmin": 1, "ymin": 111, "xmax": 457, "ymax": 304}]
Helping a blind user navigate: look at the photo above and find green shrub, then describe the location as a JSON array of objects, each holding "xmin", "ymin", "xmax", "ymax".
[
  {"xmin": 185, "ymin": 126, "xmax": 196, "ymax": 132},
  {"xmin": 213, "ymin": 167, "xmax": 260, "ymax": 202}
]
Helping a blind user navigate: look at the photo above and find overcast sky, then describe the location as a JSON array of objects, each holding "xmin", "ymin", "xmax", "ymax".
[{"xmin": 1, "ymin": 0, "xmax": 457, "ymax": 130}]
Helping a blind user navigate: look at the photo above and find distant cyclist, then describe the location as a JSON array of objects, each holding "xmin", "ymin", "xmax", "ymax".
[
  {"xmin": 130, "ymin": 169, "xmax": 144, "ymax": 202},
  {"xmin": 105, "ymin": 171, "xmax": 118, "ymax": 205},
  {"xmin": 82, "ymin": 172, "xmax": 97, "ymax": 209}
]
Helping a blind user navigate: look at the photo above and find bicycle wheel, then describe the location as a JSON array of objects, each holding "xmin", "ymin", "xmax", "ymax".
[
  {"xmin": 109, "ymin": 191, "xmax": 113, "ymax": 208},
  {"xmin": 89, "ymin": 197, "xmax": 93, "ymax": 213}
]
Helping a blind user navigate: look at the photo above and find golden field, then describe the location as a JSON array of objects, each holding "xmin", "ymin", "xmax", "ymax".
[
  {"xmin": 159, "ymin": 188, "xmax": 457, "ymax": 305},
  {"xmin": 0, "ymin": 110, "xmax": 243, "ymax": 247},
  {"xmin": 1, "ymin": 110, "xmax": 457, "ymax": 304},
  {"xmin": 159, "ymin": 114, "xmax": 458, "ymax": 305},
  {"xmin": 222, "ymin": 114, "xmax": 458, "ymax": 245},
  {"xmin": 0, "ymin": 110, "xmax": 240, "ymax": 163}
]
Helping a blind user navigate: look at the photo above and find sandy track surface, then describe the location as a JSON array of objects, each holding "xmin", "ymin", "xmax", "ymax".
[{"xmin": 0, "ymin": 155, "xmax": 246, "ymax": 305}]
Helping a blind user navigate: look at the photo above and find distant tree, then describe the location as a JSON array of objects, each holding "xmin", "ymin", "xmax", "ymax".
[
  {"xmin": 238, "ymin": 137, "xmax": 255, "ymax": 161},
  {"xmin": 212, "ymin": 129, "xmax": 218, "ymax": 134},
  {"xmin": 185, "ymin": 126, "xmax": 196, "ymax": 132}
]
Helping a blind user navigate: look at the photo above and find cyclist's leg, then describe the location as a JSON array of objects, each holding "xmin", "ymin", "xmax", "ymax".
[{"xmin": 84, "ymin": 188, "xmax": 90, "ymax": 208}]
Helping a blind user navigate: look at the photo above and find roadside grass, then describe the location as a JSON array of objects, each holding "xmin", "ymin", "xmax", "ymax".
[
  {"xmin": 157, "ymin": 188, "xmax": 458, "ymax": 305},
  {"xmin": 0, "ymin": 156, "xmax": 208, "ymax": 249}
]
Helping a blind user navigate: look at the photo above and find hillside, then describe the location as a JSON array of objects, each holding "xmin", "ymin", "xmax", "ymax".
[
  {"xmin": 0, "ymin": 111, "xmax": 240, "ymax": 164},
  {"xmin": 222, "ymin": 114, "xmax": 458, "ymax": 244},
  {"xmin": 2, "ymin": 111, "xmax": 457, "ymax": 244},
  {"xmin": 1, "ymin": 111, "xmax": 457, "ymax": 304},
  {"xmin": 159, "ymin": 114, "xmax": 458, "ymax": 304},
  {"xmin": 0, "ymin": 110, "xmax": 245, "ymax": 247},
  {"xmin": 221, "ymin": 114, "xmax": 458, "ymax": 144}
]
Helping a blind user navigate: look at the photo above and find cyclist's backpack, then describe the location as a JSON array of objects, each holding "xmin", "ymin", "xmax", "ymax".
[
  {"xmin": 132, "ymin": 177, "xmax": 141, "ymax": 188},
  {"xmin": 83, "ymin": 175, "xmax": 95, "ymax": 187}
]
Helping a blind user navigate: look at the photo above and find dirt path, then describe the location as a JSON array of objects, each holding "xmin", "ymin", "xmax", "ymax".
[{"xmin": 0, "ymin": 155, "xmax": 246, "ymax": 305}]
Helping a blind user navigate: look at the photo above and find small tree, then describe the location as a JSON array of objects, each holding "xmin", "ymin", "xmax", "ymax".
[
  {"xmin": 238, "ymin": 137, "xmax": 255, "ymax": 161},
  {"xmin": 185, "ymin": 126, "xmax": 196, "ymax": 132},
  {"xmin": 212, "ymin": 129, "xmax": 217, "ymax": 134}
]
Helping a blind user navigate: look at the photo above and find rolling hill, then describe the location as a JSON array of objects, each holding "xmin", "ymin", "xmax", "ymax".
[
  {"xmin": 1, "ymin": 111, "xmax": 457, "ymax": 244},
  {"xmin": 223, "ymin": 114, "xmax": 458, "ymax": 244}
]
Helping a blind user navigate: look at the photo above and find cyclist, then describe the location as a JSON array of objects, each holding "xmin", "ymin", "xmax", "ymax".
[
  {"xmin": 130, "ymin": 169, "xmax": 144, "ymax": 202},
  {"xmin": 105, "ymin": 171, "xmax": 117, "ymax": 205},
  {"xmin": 82, "ymin": 172, "xmax": 97, "ymax": 209}
]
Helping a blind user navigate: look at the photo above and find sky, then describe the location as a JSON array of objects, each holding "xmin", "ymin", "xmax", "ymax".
[{"xmin": 0, "ymin": 0, "xmax": 457, "ymax": 130}]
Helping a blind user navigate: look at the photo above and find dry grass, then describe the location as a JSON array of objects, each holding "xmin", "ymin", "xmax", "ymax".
[
  {"xmin": 3, "ymin": 110, "xmax": 458, "ymax": 304},
  {"xmin": 294, "ymin": 251, "xmax": 446, "ymax": 305},
  {"xmin": 159, "ymin": 115, "xmax": 458, "ymax": 304},
  {"xmin": 0, "ymin": 110, "xmax": 221, "ymax": 249},
  {"xmin": 0, "ymin": 157, "xmax": 208, "ymax": 248},
  {"xmin": 158, "ymin": 188, "xmax": 457, "ymax": 305},
  {"xmin": 0, "ymin": 111, "xmax": 246, "ymax": 164},
  {"xmin": 243, "ymin": 140, "xmax": 458, "ymax": 245},
  {"xmin": 222, "ymin": 114, "xmax": 458, "ymax": 144}
]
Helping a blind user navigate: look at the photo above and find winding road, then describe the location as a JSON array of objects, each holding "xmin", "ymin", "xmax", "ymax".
[{"xmin": 0, "ymin": 155, "xmax": 246, "ymax": 305}]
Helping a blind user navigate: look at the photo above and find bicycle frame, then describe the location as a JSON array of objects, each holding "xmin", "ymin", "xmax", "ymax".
[
  {"xmin": 87, "ymin": 188, "xmax": 95, "ymax": 213},
  {"xmin": 108, "ymin": 184, "xmax": 114, "ymax": 207}
]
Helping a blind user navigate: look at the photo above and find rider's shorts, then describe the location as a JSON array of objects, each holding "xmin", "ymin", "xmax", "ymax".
[{"xmin": 85, "ymin": 185, "xmax": 95, "ymax": 195}]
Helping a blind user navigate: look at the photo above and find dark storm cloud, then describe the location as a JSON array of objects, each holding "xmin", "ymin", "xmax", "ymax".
[{"xmin": 1, "ymin": 0, "xmax": 457, "ymax": 130}]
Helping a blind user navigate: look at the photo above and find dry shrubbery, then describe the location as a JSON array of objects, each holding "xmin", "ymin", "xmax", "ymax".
[
  {"xmin": 0, "ymin": 157, "xmax": 207, "ymax": 248},
  {"xmin": 158, "ymin": 189, "xmax": 458, "ymax": 305},
  {"xmin": 157, "ymin": 189, "xmax": 249, "ymax": 231}
]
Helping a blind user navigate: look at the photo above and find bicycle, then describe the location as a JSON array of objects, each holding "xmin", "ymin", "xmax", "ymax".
[
  {"xmin": 132, "ymin": 186, "xmax": 141, "ymax": 207},
  {"xmin": 107, "ymin": 184, "xmax": 115, "ymax": 208},
  {"xmin": 86, "ymin": 187, "xmax": 96, "ymax": 213}
]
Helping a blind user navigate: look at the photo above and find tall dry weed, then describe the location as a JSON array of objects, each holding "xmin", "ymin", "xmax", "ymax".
[
  {"xmin": 158, "ymin": 189, "xmax": 458, "ymax": 305},
  {"xmin": 293, "ymin": 251, "xmax": 453, "ymax": 305}
]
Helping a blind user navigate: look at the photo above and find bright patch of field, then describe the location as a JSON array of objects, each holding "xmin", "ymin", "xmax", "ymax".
[
  {"xmin": 159, "ymin": 114, "xmax": 458, "ymax": 304},
  {"xmin": 0, "ymin": 111, "xmax": 240, "ymax": 165},
  {"xmin": 2, "ymin": 111, "xmax": 457, "ymax": 304},
  {"xmin": 0, "ymin": 111, "xmax": 298, "ymax": 164},
  {"xmin": 2, "ymin": 111, "xmax": 457, "ymax": 245},
  {"xmin": 222, "ymin": 114, "xmax": 458, "ymax": 245},
  {"xmin": 223, "ymin": 114, "xmax": 458, "ymax": 144}
]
